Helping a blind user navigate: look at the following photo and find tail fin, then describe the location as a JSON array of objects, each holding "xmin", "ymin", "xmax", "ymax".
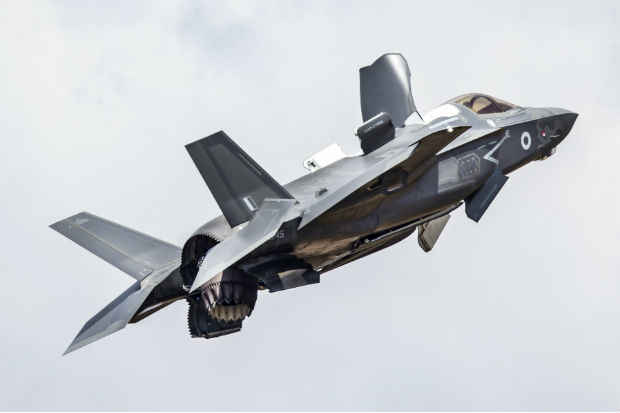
[
  {"xmin": 50, "ymin": 212, "xmax": 182, "ymax": 354},
  {"xmin": 185, "ymin": 131, "xmax": 293, "ymax": 228}
]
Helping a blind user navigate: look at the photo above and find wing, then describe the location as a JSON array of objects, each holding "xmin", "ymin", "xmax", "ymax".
[
  {"xmin": 189, "ymin": 127, "xmax": 464, "ymax": 289},
  {"xmin": 50, "ymin": 212, "xmax": 181, "ymax": 280},
  {"xmin": 295, "ymin": 144, "xmax": 415, "ymax": 228},
  {"xmin": 290, "ymin": 125, "xmax": 470, "ymax": 229}
]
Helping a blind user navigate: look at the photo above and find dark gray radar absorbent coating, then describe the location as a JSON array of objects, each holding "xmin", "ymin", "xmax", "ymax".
[{"xmin": 185, "ymin": 131, "xmax": 293, "ymax": 228}]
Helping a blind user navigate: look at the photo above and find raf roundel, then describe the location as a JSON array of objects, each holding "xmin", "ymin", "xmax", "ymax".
[{"xmin": 521, "ymin": 131, "xmax": 532, "ymax": 150}]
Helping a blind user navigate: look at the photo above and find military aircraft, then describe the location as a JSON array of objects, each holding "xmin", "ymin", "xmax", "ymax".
[{"xmin": 51, "ymin": 53, "xmax": 577, "ymax": 354}]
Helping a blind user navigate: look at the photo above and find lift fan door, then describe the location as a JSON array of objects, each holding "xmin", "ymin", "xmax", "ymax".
[{"xmin": 360, "ymin": 53, "xmax": 418, "ymax": 127}]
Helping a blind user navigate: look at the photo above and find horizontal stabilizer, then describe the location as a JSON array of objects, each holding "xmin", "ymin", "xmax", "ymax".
[
  {"xmin": 465, "ymin": 169, "xmax": 508, "ymax": 222},
  {"xmin": 63, "ymin": 281, "xmax": 155, "ymax": 355},
  {"xmin": 418, "ymin": 214, "xmax": 451, "ymax": 252},
  {"xmin": 50, "ymin": 212, "xmax": 181, "ymax": 280},
  {"xmin": 186, "ymin": 131, "xmax": 293, "ymax": 228},
  {"xmin": 190, "ymin": 198, "xmax": 297, "ymax": 292}
]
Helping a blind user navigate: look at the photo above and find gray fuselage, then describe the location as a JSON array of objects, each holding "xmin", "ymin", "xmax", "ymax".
[{"xmin": 234, "ymin": 103, "xmax": 577, "ymax": 279}]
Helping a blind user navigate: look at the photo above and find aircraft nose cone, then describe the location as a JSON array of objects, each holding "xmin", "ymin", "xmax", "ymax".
[
  {"xmin": 556, "ymin": 111, "xmax": 578, "ymax": 140},
  {"xmin": 544, "ymin": 108, "xmax": 578, "ymax": 141},
  {"xmin": 539, "ymin": 109, "xmax": 577, "ymax": 159}
]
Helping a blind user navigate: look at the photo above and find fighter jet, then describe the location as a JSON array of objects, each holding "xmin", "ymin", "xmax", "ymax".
[{"xmin": 51, "ymin": 53, "xmax": 577, "ymax": 354}]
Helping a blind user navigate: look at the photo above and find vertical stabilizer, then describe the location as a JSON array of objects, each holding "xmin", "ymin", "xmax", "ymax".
[{"xmin": 186, "ymin": 131, "xmax": 293, "ymax": 228}]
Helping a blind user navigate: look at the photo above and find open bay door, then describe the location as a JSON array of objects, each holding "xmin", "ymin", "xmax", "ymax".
[{"xmin": 357, "ymin": 53, "xmax": 420, "ymax": 154}]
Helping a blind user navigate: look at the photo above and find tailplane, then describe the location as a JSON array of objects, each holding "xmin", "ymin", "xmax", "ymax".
[
  {"xmin": 50, "ymin": 212, "xmax": 180, "ymax": 280},
  {"xmin": 50, "ymin": 212, "xmax": 183, "ymax": 354}
]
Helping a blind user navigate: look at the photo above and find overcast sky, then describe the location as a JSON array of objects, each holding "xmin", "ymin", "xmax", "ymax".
[{"xmin": 0, "ymin": 1, "xmax": 618, "ymax": 411}]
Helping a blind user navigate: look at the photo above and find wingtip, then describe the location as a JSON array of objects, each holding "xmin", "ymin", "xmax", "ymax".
[
  {"xmin": 185, "ymin": 130, "xmax": 226, "ymax": 150},
  {"xmin": 50, "ymin": 211, "xmax": 92, "ymax": 231},
  {"xmin": 62, "ymin": 340, "xmax": 80, "ymax": 356},
  {"xmin": 49, "ymin": 218, "xmax": 66, "ymax": 230}
]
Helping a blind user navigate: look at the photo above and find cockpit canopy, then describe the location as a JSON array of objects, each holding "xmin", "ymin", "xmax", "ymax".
[{"xmin": 449, "ymin": 93, "xmax": 519, "ymax": 115}]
